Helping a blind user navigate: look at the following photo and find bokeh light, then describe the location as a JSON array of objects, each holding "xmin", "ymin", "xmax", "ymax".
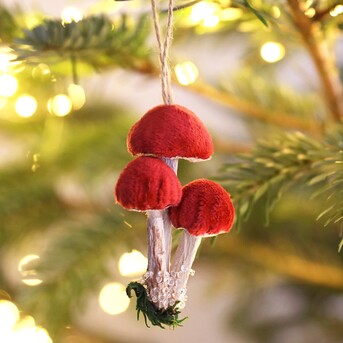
[
  {"xmin": 99, "ymin": 282, "xmax": 130, "ymax": 315},
  {"xmin": 0, "ymin": 74, "xmax": 18, "ymax": 97},
  {"xmin": 32, "ymin": 63, "xmax": 51, "ymax": 79},
  {"xmin": 260, "ymin": 42, "xmax": 285, "ymax": 63},
  {"xmin": 271, "ymin": 6, "xmax": 281, "ymax": 18},
  {"xmin": 190, "ymin": 2, "xmax": 220, "ymax": 28},
  {"xmin": 305, "ymin": 7, "xmax": 316, "ymax": 18},
  {"xmin": 330, "ymin": 5, "xmax": 343, "ymax": 17},
  {"xmin": 48, "ymin": 94, "xmax": 73, "ymax": 117},
  {"xmin": 18, "ymin": 254, "xmax": 42, "ymax": 286},
  {"xmin": 175, "ymin": 61, "xmax": 199, "ymax": 86},
  {"xmin": 61, "ymin": 6, "xmax": 83, "ymax": 24},
  {"xmin": 12, "ymin": 325, "xmax": 52, "ymax": 343},
  {"xmin": 0, "ymin": 300, "xmax": 20, "ymax": 330},
  {"xmin": 15, "ymin": 95, "xmax": 37, "ymax": 118},
  {"xmin": 220, "ymin": 8, "xmax": 243, "ymax": 21},
  {"xmin": 68, "ymin": 84, "xmax": 86, "ymax": 110},
  {"xmin": 118, "ymin": 250, "xmax": 148, "ymax": 277}
]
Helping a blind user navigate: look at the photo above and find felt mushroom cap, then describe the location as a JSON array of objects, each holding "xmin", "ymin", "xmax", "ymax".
[
  {"xmin": 115, "ymin": 156, "xmax": 182, "ymax": 211},
  {"xmin": 127, "ymin": 104, "xmax": 214, "ymax": 161},
  {"xmin": 170, "ymin": 179, "xmax": 234, "ymax": 236}
]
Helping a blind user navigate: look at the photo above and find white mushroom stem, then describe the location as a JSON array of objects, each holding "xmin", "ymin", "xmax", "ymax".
[
  {"xmin": 170, "ymin": 230, "xmax": 201, "ymax": 307},
  {"xmin": 143, "ymin": 158, "xmax": 179, "ymax": 311},
  {"xmin": 160, "ymin": 157, "xmax": 178, "ymax": 270},
  {"xmin": 147, "ymin": 210, "xmax": 167, "ymax": 274},
  {"xmin": 143, "ymin": 210, "xmax": 171, "ymax": 310}
]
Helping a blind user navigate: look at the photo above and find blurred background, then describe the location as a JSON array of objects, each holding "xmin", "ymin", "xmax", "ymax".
[{"xmin": 0, "ymin": 0, "xmax": 343, "ymax": 342}]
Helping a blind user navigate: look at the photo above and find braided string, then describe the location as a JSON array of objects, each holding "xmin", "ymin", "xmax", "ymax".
[{"xmin": 150, "ymin": 0, "xmax": 174, "ymax": 105}]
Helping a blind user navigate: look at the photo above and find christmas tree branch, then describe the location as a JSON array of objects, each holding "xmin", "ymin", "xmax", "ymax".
[
  {"xmin": 19, "ymin": 214, "xmax": 130, "ymax": 339},
  {"xmin": 183, "ymin": 80, "xmax": 322, "ymax": 134},
  {"xmin": 287, "ymin": 0, "xmax": 343, "ymax": 121},
  {"xmin": 215, "ymin": 236, "xmax": 343, "ymax": 289},
  {"xmin": 216, "ymin": 128, "xmax": 343, "ymax": 230}
]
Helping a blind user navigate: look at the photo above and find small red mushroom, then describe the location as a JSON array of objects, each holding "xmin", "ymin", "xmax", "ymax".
[
  {"xmin": 115, "ymin": 156, "xmax": 182, "ymax": 310},
  {"xmin": 169, "ymin": 179, "xmax": 234, "ymax": 308},
  {"xmin": 115, "ymin": 156, "xmax": 181, "ymax": 211}
]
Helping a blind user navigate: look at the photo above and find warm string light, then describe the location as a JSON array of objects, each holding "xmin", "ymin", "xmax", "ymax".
[
  {"xmin": 99, "ymin": 282, "xmax": 130, "ymax": 315},
  {"xmin": 98, "ymin": 250, "xmax": 148, "ymax": 315},
  {"xmin": 260, "ymin": 42, "xmax": 285, "ymax": 63},
  {"xmin": 190, "ymin": 1, "xmax": 221, "ymax": 28},
  {"xmin": 68, "ymin": 84, "xmax": 86, "ymax": 110},
  {"xmin": 18, "ymin": 254, "xmax": 42, "ymax": 286},
  {"xmin": 330, "ymin": 5, "xmax": 343, "ymax": 17},
  {"xmin": 0, "ymin": 74, "xmax": 18, "ymax": 97},
  {"xmin": 0, "ymin": 300, "xmax": 52, "ymax": 343},
  {"xmin": 220, "ymin": 8, "xmax": 243, "ymax": 21},
  {"xmin": 32, "ymin": 64, "xmax": 51, "ymax": 79},
  {"xmin": 174, "ymin": 61, "xmax": 199, "ymax": 86},
  {"xmin": 118, "ymin": 250, "xmax": 148, "ymax": 277},
  {"xmin": 15, "ymin": 95, "xmax": 38, "ymax": 118},
  {"xmin": 61, "ymin": 7, "xmax": 83, "ymax": 24},
  {"xmin": 271, "ymin": 6, "xmax": 281, "ymax": 18},
  {"xmin": 48, "ymin": 94, "xmax": 73, "ymax": 117}
]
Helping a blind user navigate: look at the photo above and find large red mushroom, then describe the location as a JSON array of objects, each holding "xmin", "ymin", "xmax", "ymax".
[{"xmin": 127, "ymin": 104, "xmax": 214, "ymax": 163}]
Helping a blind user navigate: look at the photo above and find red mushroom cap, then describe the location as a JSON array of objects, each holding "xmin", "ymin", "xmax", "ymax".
[
  {"xmin": 169, "ymin": 179, "xmax": 234, "ymax": 236},
  {"xmin": 115, "ymin": 156, "xmax": 182, "ymax": 211},
  {"xmin": 127, "ymin": 105, "xmax": 214, "ymax": 161}
]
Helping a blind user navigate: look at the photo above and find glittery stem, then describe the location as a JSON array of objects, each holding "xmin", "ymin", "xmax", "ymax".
[
  {"xmin": 161, "ymin": 157, "xmax": 178, "ymax": 270},
  {"xmin": 144, "ymin": 158, "xmax": 179, "ymax": 311},
  {"xmin": 146, "ymin": 208, "xmax": 173, "ymax": 311},
  {"xmin": 171, "ymin": 230, "xmax": 201, "ymax": 306},
  {"xmin": 147, "ymin": 210, "xmax": 167, "ymax": 275}
]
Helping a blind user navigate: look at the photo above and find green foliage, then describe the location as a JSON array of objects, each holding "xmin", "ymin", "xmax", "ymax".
[
  {"xmin": 0, "ymin": 5, "xmax": 19, "ymax": 42},
  {"xmin": 126, "ymin": 282, "xmax": 187, "ymax": 329},
  {"xmin": 221, "ymin": 70, "xmax": 322, "ymax": 121},
  {"xmin": 20, "ymin": 212, "xmax": 131, "ymax": 339},
  {"xmin": 14, "ymin": 14, "xmax": 151, "ymax": 70},
  {"xmin": 216, "ymin": 126, "xmax": 343, "ymax": 233},
  {"xmin": 240, "ymin": 0, "xmax": 269, "ymax": 27}
]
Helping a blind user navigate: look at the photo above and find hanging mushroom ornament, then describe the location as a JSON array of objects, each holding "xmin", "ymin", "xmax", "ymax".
[
  {"xmin": 127, "ymin": 104, "xmax": 214, "ymax": 274},
  {"xmin": 127, "ymin": 104, "xmax": 213, "ymax": 269},
  {"xmin": 169, "ymin": 179, "xmax": 235, "ymax": 309},
  {"xmin": 115, "ymin": 156, "xmax": 182, "ymax": 309}
]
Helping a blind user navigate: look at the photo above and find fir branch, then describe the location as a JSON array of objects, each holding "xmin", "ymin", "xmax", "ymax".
[
  {"xmin": 185, "ymin": 80, "xmax": 322, "ymax": 134},
  {"xmin": 240, "ymin": 0, "xmax": 269, "ymax": 27},
  {"xmin": 19, "ymin": 213, "xmax": 131, "ymax": 339},
  {"xmin": 214, "ymin": 235, "xmax": 343, "ymax": 289},
  {"xmin": 14, "ymin": 14, "xmax": 151, "ymax": 71},
  {"xmin": 216, "ymin": 127, "xmax": 343, "ymax": 231},
  {"xmin": 287, "ymin": 0, "xmax": 343, "ymax": 121}
]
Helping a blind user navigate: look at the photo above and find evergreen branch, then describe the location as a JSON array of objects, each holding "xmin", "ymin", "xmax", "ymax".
[
  {"xmin": 19, "ymin": 213, "xmax": 131, "ymax": 339},
  {"xmin": 185, "ymin": 80, "xmax": 322, "ymax": 134},
  {"xmin": 240, "ymin": 0, "xmax": 269, "ymax": 27},
  {"xmin": 14, "ymin": 14, "xmax": 151, "ymax": 70},
  {"xmin": 214, "ymin": 235, "xmax": 343, "ymax": 289},
  {"xmin": 0, "ymin": 5, "xmax": 20, "ymax": 42},
  {"xmin": 216, "ymin": 127, "xmax": 343, "ymax": 231},
  {"xmin": 287, "ymin": 0, "xmax": 343, "ymax": 121}
]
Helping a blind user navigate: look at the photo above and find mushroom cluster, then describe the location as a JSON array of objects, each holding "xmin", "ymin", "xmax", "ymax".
[{"xmin": 114, "ymin": 104, "xmax": 234, "ymax": 327}]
